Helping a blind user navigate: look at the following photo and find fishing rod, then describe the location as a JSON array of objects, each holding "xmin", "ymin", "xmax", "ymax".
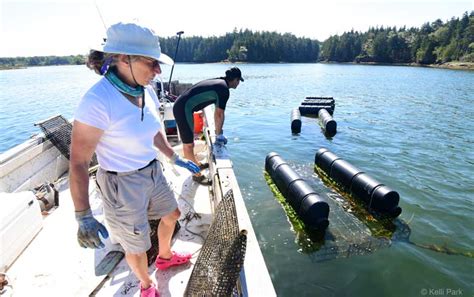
[
  {"xmin": 94, "ymin": 0, "xmax": 108, "ymax": 31},
  {"xmin": 168, "ymin": 31, "xmax": 184, "ymax": 94}
]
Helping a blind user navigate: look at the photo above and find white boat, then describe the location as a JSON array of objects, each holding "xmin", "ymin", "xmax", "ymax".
[{"xmin": 0, "ymin": 81, "xmax": 276, "ymax": 296}]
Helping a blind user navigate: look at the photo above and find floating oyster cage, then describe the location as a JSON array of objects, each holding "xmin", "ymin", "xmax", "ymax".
[
  {"xmin": 302, "ymin": 96, "xmax": 335, "ymax": 107},
  {"xmin": 299, "ymin": 97, "xmax": 336, "ymax": 116}
]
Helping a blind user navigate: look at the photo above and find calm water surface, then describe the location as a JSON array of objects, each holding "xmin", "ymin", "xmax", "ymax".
[{"xmin": 1, "ymin": 64, "xmax": 473, "ymax": 296}]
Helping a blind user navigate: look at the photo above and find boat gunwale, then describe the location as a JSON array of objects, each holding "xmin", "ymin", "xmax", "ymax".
[{"xmin": 202, "ymin": 106, "xmax": 276, "ymax": 296}]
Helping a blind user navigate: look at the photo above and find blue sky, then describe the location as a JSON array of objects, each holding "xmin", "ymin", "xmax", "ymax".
[{"xmin": 1, "ymin": 0, "xmax": 472, "ymax": 57}]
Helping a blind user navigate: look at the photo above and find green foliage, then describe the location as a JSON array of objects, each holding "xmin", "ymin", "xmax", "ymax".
[
  {"xmin": 159, "ymin": 29, "xmax": 320, "ymax": 63},
  {"xmin": 0, "ymin": 55, "xmax": 85, "ymax": 69},
  {"xmin": 1, "ymin": 29, "xmax": 318, "ymax": 68},
  {"xmin": 3, "ymin": 12, "xmax": 472, "ymax": 68},
  {"xmin": 416, "ymin": 36, "xmax": 437, "ymax": 64},
  {"xmin": 320, "ymin": 11, "xmax": 473, "ymax": 64}
]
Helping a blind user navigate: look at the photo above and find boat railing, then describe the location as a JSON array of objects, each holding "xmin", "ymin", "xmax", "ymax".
[
  {"xmin": 202, "ymin": 106, "xmax": 276, "ymax": 296},
  {"xmin": 0, "ymin": 135, "xmax": 46, "ymax": 166},
  {"xmin": 0, "ymin": 134, "xmax": 68, "ymax": 193}
]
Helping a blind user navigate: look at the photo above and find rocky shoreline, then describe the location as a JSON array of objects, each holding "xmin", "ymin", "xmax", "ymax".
[
  {"xmin": 320, "ymin": 60, "xmax": 474, "ymax": 71},
  {"xmin": 424, "ymin": 62, "xmax": 474, "ymax": 70}
]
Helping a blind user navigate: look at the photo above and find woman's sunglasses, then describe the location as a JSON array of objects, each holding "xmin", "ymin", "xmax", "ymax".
[{"xmin": 140, "ymin": 56, "xmax": 161, "ymax": 68}]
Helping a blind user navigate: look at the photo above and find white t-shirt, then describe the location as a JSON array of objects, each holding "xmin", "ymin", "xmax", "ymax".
[{"xmin": 74, "ymin": 77, "xmax": 162, "ymax": 172}]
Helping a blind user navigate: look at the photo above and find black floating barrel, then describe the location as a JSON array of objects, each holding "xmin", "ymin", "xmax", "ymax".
[
  {"xmin": 299, "ymin": 105, "xmax": 334, "ymax": 116},
  {"xmin": 315, "ymin": 148, "xmax": 329, "ymax": 160},
  {"xmin": 266, "ymin": 152, "xmax": 329, "ymax": 230},
  {"xmin": 302, "ymin": 97, "xmax": 335, "ymax": 110},
  {"xmin": 287, "ymin": 180, "xmax": 329, "ymax": 230},
  {"xmin": 351, "ymin": 173, "xmax": 401, "ymax": 215},
  {"xmin": 350, "ymin": 173, "xmax": 382, "ymax": 203},
  {"xmin": 314, "ymin": 149, "xmax": 402, "ymax": 217},
  {"xmin": 274, "ymin": 163, "xmax": 303, "ymax": 197},
  {"xmin": 287, "ymin": 179, "xmax": 314, "ymax": 211},
  {"xmin": 265, "ymin": 152, "xmax": 286, "ymax": 180},
  {"xmin": 330, "ymin": 159, "xmax": 363, "ymax": 188},
  {"xmin": 299, "ymin": 195, "xmax": 330, "ymax": 230},
  {"xmin": 302, "ymin": 101, "xmax": 335, "ymax": 110},
  {"xmin": 305, "ymin": 96, "xmax": 334, "ymax": 99},
  {"xmin": 301, "ymin": 101, "xmax": 336, "ymax": 108},
  {"xmin": 314, "ymin": 148, "xmax": 341, "ymax": 175},
  {"xmin": 318, "ymin": 109, "xmax": 337, "ymax": 137},
  {"xmin": 372, "ymin": 186, "xmax": 402, "ymax": 217},
  {"xmin": 291, "ymin": 108, "xmax": 302, "ymax": 133},
  {"xmin": 305, "ymin": 96, "xmax": 335, "ymax": 105}
]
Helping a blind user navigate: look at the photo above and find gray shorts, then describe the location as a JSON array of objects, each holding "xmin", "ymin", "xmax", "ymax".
[{"xmin": 95, "ymin": 160, "xmax": 178, "ymax": 254}]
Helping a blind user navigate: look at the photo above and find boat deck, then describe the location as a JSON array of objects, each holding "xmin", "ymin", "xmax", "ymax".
[
  {"xmin": 7, "ymin": 144, "xmax": 213, "ymax": 296},
  {"xmin": 2, "ymin": 106, "xmax": 276, "ymax": 296}
]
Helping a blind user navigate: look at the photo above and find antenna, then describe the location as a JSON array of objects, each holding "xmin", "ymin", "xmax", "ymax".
[
  {"xmin": 94, "ymin": 0, "xmax": 108, "ymax": 31},
  {"xmin": 168, "ymin": 31, "xmax": 184, "ymax": 93}
]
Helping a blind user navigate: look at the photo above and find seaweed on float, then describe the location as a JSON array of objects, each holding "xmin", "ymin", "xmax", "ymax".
[
  {"xmin": 314, "ymin": 165, "xmax": 397, "ymax": 239},
  {"xmin": 264, "ymin": 171, "xmax": 325, "ymax": 254},
  {"xmin": 314, "ymin": 165, "xmax": 474, "ymax": 258}
]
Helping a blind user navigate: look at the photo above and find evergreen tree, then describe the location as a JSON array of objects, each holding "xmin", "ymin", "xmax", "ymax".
[
  {"xmin": 2, "ymin": 11, "xmax": 472, "ymax": 69},
  {"xmin": 318, "ymin": 11, "xmax": 473, "ymax": 64}
]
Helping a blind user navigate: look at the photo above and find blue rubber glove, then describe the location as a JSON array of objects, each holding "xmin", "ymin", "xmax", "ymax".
[
  {"xmin": 215, "ymin": 134, "xmax": 228, "ymax": 145},
  {"xmin": 172, "ymin": 153, "xmax": 200, "ymax": 174},
  {"xmin": 75, "ymin": 208, "xmax": 109, "ymax": 249}
]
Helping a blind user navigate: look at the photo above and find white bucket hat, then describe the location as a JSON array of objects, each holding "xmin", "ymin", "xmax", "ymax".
[{"xmin": 93, "ymin": 22, "xmax": 174, "ymax": 65}]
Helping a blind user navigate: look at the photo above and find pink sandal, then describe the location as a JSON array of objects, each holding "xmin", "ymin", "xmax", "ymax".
[
  {"xmin": 155, "ymin": 251, "xmax": 192, "ymax": 270},
  {"xmin": 140, "ymin": 283, "xmax": 159, "ymax": 297}
]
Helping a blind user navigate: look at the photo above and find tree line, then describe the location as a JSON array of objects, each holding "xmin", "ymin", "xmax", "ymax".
[
  {"xmin": 0, "ymin": 55, "xmax": 84, "ymax": 69},
  {"xmin": 1, "ymin": 11, "xmax": 472, "ymax": 68},
  {"xmin": 319, "ymin": 11, "xmax": 473, "ymax": 64},
  {"xmin": 159, "ymin": 29, "xmax": 320, "ymax": 63},
  {"xmin": 0, "ymin": 30, "xmax": 320, "ymax": 69}
]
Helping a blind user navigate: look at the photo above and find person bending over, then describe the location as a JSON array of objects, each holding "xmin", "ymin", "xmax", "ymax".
[{"xmin": 173, "ymin": 67, "xmax": 244, "ymax": 185}]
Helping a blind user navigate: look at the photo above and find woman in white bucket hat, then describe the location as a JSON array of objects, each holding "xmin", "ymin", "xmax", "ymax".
[{"xmin": 70, "ymin": 22, "xmax": 198, "ymax": 297}]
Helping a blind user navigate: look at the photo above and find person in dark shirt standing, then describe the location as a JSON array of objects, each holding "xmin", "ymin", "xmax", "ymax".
[{"xmin": 173, "ymin": 67, "xmax": 244, "ymax": 185}]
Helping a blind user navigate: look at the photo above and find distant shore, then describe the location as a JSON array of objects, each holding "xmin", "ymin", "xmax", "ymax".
[
  {"xmin": 320, "ymin": 61, "xmax": 474, "ymax": 71},
  {"xmin": 423, "ymin": 61, "xmax": 474, "ymax": 70},
  {"xmin": 2, "ymin": 61, "xmax": 473, "ymax": 71},
  {"xmin": 0, "ymin": 65, "xmax": 27, "ymax": 70}
]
